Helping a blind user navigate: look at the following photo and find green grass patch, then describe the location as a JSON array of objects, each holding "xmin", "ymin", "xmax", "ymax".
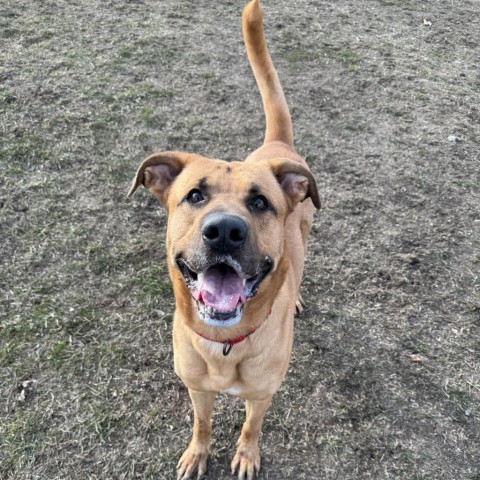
[
  {"xmin": 48, "ymin": 339, "xmax": 73, "ymax": 364},
  {"xmin": 325, "ymin": 310, "xmax": 339, "ymax": 321},
  {"xmin": 118, "ymin": 84, "xmax": 174, "ymax": 102},
  {"xmin": 1, "ymin": 409, "xmax": 48, "ymax": 476},
  {"xmin": 0, "ymin": 88, "xmax": 16, "ymax": 103},
  {"xmin": 140, "ymin": 106, "xmax": 157, "ymax": 126},
  {"xmin": 135, "ymin": 263, "xmax": 173, "ymax": 310},
  {"xmin": 280, "ymin": 41, "xmax": 360, "ymax": 72},
  {"xmin": 0, "ymin": 135, "xmax": 49, "ymax": 169},
  {"xmin": 86, "ymin": 241, "xmax": 147, "ymax": 276},
  {"xmin": 110, "ymin": 42, "xmax": 178, "ymax": 71},
  {"xmin": 336, "ymin": 49, "xmax": 360, "ymax": 72},
  {"xmin": 316, "ymin": 434, "xmax": 342, "ymax": 454},
  {"xmin": 201, "ymin": 71, "xmax": 216, "ymax": 79},
  {"xmin": 448, "ymin": 389, "xmax": 469, "ymax": 410}
]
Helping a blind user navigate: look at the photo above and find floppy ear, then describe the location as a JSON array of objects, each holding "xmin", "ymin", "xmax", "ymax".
[
  {"xmin": 127, "ymin": 151, "xmax": 195, "ymax": 205},
  {"xmin": 269, "ymin": 158, "xmax": 320, "ymax": 210}
]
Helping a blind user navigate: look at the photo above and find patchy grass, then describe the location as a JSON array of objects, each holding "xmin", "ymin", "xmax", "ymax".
[
  {"xmin": 336, "ymin": 49, "xmax": 360, "ymax": 72},
  {"xmin": 1, "ymin": 0, "xmax": 479, "ymax": 479}
]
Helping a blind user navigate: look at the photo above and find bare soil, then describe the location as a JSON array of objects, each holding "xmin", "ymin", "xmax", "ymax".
[{"xmin": 1, "ymin": 1, "xmax": 479, "ymax": 479}]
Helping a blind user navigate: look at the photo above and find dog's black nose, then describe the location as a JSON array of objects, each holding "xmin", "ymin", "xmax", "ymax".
[{"xmin": 202, "ymin": 213, "xmax": 248, "ymax": 252}]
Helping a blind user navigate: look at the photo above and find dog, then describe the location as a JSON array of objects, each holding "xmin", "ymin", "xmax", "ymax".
[{"xmin": 128, "ymin": 1, "xmax": 320, "ymax": 478}]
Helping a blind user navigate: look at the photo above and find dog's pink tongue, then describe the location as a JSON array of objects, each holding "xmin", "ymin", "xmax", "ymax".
[{"xmin": 199, "ymin": 265, "xmax": 243, "ymax": 311}]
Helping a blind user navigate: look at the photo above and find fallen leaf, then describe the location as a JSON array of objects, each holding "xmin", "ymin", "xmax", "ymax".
[
  {"xmin": 409, "ymin": 354, "xmax": 426, "ymax": 362},
  {"xmin": 394, "ymin": 253, "xmax": 420, "ymax": 265}
]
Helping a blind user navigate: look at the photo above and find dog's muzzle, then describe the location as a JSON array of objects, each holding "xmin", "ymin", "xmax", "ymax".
[
  {"xmin": 176, "ymin": 256, "xmax": 273, "ymax": 328},
  {"xmin": 175, "ymin": 212, "xmax": 272, "ymax": 327}
]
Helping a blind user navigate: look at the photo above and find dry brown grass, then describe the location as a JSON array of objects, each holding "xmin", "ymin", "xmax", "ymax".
[{"xmin": 1, "ymin": 1, "xmax": 479, "ymax": 479}]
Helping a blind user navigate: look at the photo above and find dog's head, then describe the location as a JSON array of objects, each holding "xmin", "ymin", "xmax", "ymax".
[{"xmin": 129, "ymin": 152, "xmax": 319, "ymax": 328}]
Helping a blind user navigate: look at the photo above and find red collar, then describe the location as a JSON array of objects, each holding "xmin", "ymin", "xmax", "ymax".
[
  {"xmin": 195, "ymin": 328, "xmax": 257, "ymax": 356},
  {"xmin": 193, "ymin": 308, "xmax": 271, "ymax": 357}
]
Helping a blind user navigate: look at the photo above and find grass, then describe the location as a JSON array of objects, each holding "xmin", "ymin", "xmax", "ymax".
[
  {"xmin": 1, "ymin": 0, "xmax": 480, "ymax": 479},
  {"xmin": 336, "ymin": 49, "xmax": 360, "ymax": 72},
  {"xmin": 279, "ymin": 41, "xmax": 360, "ymax": 73}
]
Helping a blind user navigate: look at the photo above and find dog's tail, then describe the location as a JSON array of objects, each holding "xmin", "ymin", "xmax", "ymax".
[{"xmin": 242, "ymin": 0, "xmax": 293, "ymax": 147}]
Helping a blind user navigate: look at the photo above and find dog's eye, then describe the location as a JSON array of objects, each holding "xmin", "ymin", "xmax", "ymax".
[
  {"xmin": 187, "ymin": 189, "xmax": 204, "ymax": 204},
  {"xmin": 253, "ymin": 195, "xmax": 269, "ymax": 211}
]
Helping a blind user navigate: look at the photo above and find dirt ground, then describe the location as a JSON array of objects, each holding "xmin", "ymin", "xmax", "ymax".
[{"xmin": 1, "ymin": 0, "xmax": 479, "ymax": 479}]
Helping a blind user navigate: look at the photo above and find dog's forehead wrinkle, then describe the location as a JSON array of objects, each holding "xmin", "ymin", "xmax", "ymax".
[
  {"xmin": 205, "ymin": 168, "xmax": 274, "ymax": 199},
  {"xmin": 198, "ymin": 177, "xmax": 209, "ymax": 190},
  {"xmin": 249, "ymin": 184, "xmax": 261, "ymax": 196}
]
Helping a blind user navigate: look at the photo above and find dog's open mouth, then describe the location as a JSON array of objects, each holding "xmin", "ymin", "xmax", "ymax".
[{"xmin": 176, "ymin": 257, "xmax": 272, "ymax": 327}]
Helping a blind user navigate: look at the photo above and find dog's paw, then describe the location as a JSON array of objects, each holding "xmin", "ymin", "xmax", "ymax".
[
  {"xmin": 176, "ymin": 445, "xmax": 208, "ymax": 480},
  {"xmin": 231, "ymin": 442, "xmax": 260, "ymax": 480}
]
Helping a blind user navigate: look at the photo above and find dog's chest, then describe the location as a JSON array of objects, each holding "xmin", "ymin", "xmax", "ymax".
[
  {"xmin": 198, "ymin": 339, "xmax": 245, "ymax": 395},
  {"xmin": 203, "ymin": 373, "xmax": 243, "ymax": 397},
  {"xmin": 222, "ymin": 385, "xmax": 242, "ymax": 396}
]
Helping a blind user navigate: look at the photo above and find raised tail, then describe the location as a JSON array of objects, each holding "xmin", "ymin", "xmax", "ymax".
[{"xmin": 242, "ymin": 0, "xmax": 293, "ymax": 147}]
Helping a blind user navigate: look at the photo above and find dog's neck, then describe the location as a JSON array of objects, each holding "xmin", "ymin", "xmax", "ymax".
[{"xmin": 193, "ymin": 325, "xmax": 259, "ymax": 356}]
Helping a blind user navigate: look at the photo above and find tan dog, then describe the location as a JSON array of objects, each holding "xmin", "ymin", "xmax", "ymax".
[{"xmin": 128, "ymin": 1, "xmax": 320, "ymax": 478}]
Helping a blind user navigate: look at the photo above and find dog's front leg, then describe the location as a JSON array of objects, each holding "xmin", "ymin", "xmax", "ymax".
[
  {"xmin": 231, "ymin": 395, "xmax": 273, "ymax": 480},
  {"xmin": 177, "ymin": 389, "xmax": 216, "ymax": 480}
]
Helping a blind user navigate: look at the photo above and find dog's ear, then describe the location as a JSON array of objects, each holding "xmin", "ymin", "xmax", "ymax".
[
  {"xmin": 268, "ymin": 159, "xmax": 320, "ymax": 210},
  {"xmin": 128, "ymin": 152, "xmax": 195, "ymax": 205}
]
